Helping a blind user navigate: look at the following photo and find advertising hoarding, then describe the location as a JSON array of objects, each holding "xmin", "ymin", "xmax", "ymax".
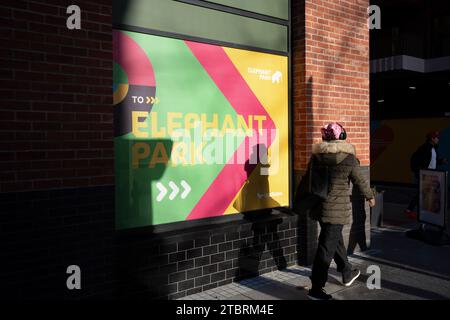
[
  {"xmin": 419, "ymin": 169, "xmax": 448, "ymax": 228},
  {"xmin": 113, "ymin": 30, "xmax": 289, "ymax": 229}
]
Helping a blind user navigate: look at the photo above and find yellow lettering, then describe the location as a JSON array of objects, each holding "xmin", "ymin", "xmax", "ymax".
[
  {"xmin": 132, "ymin": 142, "xmax": 150, "ymax": 169},
  {"xmin": 254, "ymin": 115, "xmax": 267, "ymax": 135},
  {"xmin": 149, "ymin": 142, "xmax": 169, "ymax": 168},
  {"xmin": 168, "ymin": 112, "xmax": 183, "ymax": 136},
  {"xmin": 221, "ymin": 114, "xmax": 235, "ymax": 134},
  {"xmin": 237, "ymin": 115, "xmax": 253, "ymax": 136},
  {"xmin": 150, "ymin": 112, "xmax": 166, "ymax": 138},
  {"xmin": 201, "ymin": 114, "xmax": 218, "ymax": 134},
  {"xmin": 132, "ymin": 111, "xmax": 149, "ymax": 138},
  {"xmin": 184, "ymin": 113, "xmax": 200, "ymax": 131}
]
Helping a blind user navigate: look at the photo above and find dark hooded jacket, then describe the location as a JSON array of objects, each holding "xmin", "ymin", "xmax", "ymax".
[
  {"xmin": 305, "ymin": 140, "xmax": 374, "ymax": 225},
  {"xmin": 410, "ymin": 142, "xmax": 443, "ymax": 177}
]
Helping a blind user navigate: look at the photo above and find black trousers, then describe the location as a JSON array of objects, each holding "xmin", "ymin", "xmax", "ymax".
[{"xmin": 311, "ymin": 222, "xmax": 352, "ymax": 289}]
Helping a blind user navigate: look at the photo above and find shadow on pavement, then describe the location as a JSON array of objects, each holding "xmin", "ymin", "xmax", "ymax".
[
  {"xmin": 368, "ymin": 227, "xmax": 450, "ymax": 278},
  {"xmin": 353, "ymin": 273, "xmax": 450, "ymax": 300}
]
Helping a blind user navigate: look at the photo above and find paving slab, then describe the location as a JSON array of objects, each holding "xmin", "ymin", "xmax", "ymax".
[
  {"xmin": 224, "ymin": 294, "xmax": 253, "ymax": 300},
  {"xmin": 238, "ymin": 282, "xmax": 308, "ymax": 300},
  {"xmin": 333, "ymin": 283, "xmax": 416, "ymax": 300}
]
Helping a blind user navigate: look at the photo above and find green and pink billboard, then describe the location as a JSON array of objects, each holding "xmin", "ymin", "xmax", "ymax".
[{"xmin": 114, "ymin": 30, "xmax": 289, "ymax": 229}]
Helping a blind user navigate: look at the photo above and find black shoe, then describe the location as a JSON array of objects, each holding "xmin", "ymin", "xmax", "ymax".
[
  {"xmin": 307, "ymin": 288, "xmax": 333, "ymax": 300},
  {"xmin": 342, "ymin": 269, "xmax": 361, "ymax": 287}
]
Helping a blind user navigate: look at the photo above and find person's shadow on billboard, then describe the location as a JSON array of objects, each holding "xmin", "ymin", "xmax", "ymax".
[
  {"xmin": 234, "ymin": 144, "xmax": 280, "ymax": 212},
  {"xmin": 115, "ymin": 138, "xmax": 173, "ymax": 299},
  {"xmin": 235, "ymin": 144, "xmax": 286, "ymax": 280}
]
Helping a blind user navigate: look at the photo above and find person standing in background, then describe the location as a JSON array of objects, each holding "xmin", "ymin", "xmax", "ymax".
[{"xmin": 405, "ymin": 131, "xmax": 448, "ymax": 219}]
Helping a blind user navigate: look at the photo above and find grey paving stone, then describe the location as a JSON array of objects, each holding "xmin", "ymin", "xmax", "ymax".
[
  {"xmin": 225, "ymin": 294, "xmax": 253, "ymax": 300},
  {"xmin": 236, "ymin": 290, "xmax": 281, "ymax": 300},
  {"xmin": 221, "ymin": 292, "xmax": 233, "ymax": 297},
  {"xmin": 332, "ymin": 284, "xmax": 416, "ymax": 300},
  {"xmin": 283, "ymin": 276, "xmax": 311, "ymax": 289},
  {"xmin": 380, "ymin": 269, "xmax": 450, "ymax": 299},
  {"xmin": 323, "ymin": 281, "xmax": 347, "ymax": 295},
  {"xmin": 241, "ymin": 282, "xmax": 309, "ymax": 300}
]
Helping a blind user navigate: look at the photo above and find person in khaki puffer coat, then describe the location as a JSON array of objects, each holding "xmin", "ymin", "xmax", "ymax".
[
  {"xmin": 309, "ymin": 138, "xmax": 374, "ymax": 224},
  {"xmin": 306, "ymin": 122, "xmax": 376, "ymax": 300}
]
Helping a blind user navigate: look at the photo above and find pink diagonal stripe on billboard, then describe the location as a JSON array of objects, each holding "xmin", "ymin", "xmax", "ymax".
[
  {"xmin": 113, "ymin": 30, "xmax": 155, "ymax": 86},
  {"xmin": 185, "ymin": 41, "xmax": 276, "ymax": 220}
]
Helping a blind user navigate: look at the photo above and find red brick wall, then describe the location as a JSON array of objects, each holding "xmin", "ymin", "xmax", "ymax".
[
  {"xmin": 1, "ymin": 0, "xmax": 370, "ymax": 193},
  {"xmin": 292, "ymin": 0, "xmax": 370, "ymax": 172},
  {"xmin": 0, "ymin": 0, "xmax": 113, "ymax": 193},
  {"xmin": 292, "ymin": 0, "xmax": 372, "ymax": 263}
]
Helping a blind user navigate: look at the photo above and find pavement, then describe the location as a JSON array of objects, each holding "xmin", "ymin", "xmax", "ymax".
[{"xmin": 179, "ymin": 203, "xmax": 450, "ymax": 300}]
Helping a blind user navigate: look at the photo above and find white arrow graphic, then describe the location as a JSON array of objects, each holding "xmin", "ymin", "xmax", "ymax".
[
  {"xmin": 156, "ymin": 182, "xmax": 167, "ymax": 202},
  {"xmin": 156, "ymin": 181, "xmax": 191, "ymax": 201},
  {"xmin": 169, "ymin": 181, "xmax": 179, "ymax": 200},
  {"xmin": 181, "ymin": 180, "xmax": 191, "ymax": 199}
]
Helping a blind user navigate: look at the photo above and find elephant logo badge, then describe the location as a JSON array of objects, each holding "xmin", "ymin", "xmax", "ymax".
[{"xmin": 272, "ymin": 71, "xmax": 282, "ymax": 84}]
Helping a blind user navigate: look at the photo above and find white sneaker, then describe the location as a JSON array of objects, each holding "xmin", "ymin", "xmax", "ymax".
[{"xmin": 343, "ymin": 269, "xmax": 361, "ymax": 287}]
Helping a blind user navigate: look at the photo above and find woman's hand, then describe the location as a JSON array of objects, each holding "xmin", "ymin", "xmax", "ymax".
[{"xmin": 368, "ymin": 198, "xmax": 376, "ymax": 207}]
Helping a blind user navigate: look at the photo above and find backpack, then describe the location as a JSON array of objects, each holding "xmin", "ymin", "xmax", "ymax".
[
  {"xmin": 309, "ymin": 157, "xmax": 329, "ymax": 200},
  {"xmin": 294, "ymin": 156, "xmax": 329, "ymax": 213}
]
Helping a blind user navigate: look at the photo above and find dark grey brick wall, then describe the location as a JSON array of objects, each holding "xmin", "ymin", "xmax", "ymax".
[
  {"xmin": 0, "ymin": 186, "xmax": 114, "ymax": 300},
  {"xmin": 0, "ymin": 187, "xmax": 300, "ymax": 300},
  {"xmin": 116, "ymin": 210, "xmax": 299, "ymax": 300}
]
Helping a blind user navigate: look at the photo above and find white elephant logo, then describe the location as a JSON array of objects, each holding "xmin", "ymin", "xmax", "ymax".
[{"xmin": 272, "ymin": 71, "xmax": 282, "ymax": 84}]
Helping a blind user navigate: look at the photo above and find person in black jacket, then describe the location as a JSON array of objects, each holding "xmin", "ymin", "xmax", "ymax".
[{"xmin": 405, "ymin": 131, "xmax": 448, "ymax": 218}]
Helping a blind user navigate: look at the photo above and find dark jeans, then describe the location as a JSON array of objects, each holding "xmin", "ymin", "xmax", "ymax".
[{"xmin": 311, "ymin": 222, "xmax": 352, "ymax": 289}]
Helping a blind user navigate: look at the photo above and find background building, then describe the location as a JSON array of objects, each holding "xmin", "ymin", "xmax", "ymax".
[{"xmin": 370, "ymin": 0, "xmax": 450, "ymax": 186}]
